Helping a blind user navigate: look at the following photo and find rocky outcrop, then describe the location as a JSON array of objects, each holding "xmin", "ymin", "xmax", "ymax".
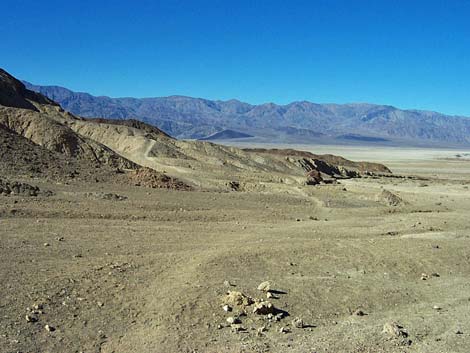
[{"xmin": 0, "ymin": 69, "xmax": 57, "ymax": 110}]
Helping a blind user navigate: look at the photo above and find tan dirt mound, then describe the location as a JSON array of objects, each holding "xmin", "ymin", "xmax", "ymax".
[{"xmin": 377, "ymin": 189, "xmax": 404, "ymax": 206}]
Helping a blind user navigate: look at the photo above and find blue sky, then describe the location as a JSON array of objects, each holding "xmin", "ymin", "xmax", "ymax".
[{"xmin": 2, "ymin": 0, "xmax": 470, "ymax": 115}]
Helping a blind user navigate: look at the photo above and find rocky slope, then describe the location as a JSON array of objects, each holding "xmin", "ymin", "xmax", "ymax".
[
  {"xmin": 1, "ymin": 68, "xmax": 391, "ymax": 191},
  {"xmin": 24, "ymin": 80, "xmax": 470, "ymax": 146}
]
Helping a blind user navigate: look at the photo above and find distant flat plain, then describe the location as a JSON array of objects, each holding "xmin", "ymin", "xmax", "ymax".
[{"xmin": 222, "ymin": 141, "xmax": 470, "ymax": 178}]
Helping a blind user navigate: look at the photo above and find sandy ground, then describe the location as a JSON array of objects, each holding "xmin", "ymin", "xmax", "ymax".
[{"xmin": 2, "ymin": 146, "xmax": 470, "ymax": 353}]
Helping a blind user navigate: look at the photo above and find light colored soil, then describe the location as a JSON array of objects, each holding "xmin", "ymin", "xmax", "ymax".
[{"xmin": 1, "ymin": 149, "xmax": 470, "ymax": 353}]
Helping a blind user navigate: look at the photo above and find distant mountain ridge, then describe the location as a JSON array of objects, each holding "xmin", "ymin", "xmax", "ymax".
[{"xmin": 23, "ymin": 81, "xmax": 470, "ymax": 146}]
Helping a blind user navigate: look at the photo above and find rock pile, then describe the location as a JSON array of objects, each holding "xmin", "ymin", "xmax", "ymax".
[
  {"xmin": 0, "ymin": 178, "xmax": 52, "ymax": 197},
  {"xmin": 220, "ymin": 281, "xmax": 305, "ymax": 335},
  {"xmin": 128, "ymin": 167, "xmax": 192, "ymax": 191},
  {"xmin": 85, "ymin": 192, "xmax": 128, "ymax": 201}
]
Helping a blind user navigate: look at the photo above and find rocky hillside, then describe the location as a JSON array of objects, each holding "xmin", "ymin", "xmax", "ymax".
[
  {"xmin": 1, "ymin": 68, "xmax": 391, "ymax": 191},
  {"xmin": 24, "ymin": 80, "xmax": 470, "ymax": 146},
  {"xmin": 0, "ymin": 70, "xmax": 189, "ymax": 189}
]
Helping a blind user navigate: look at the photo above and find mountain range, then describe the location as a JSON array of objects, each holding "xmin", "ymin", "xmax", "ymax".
[
  {"xmin": 23, "ymin": 81, "xmax": 470, "ymax": 146},
  {"xmin": 1, "ymin": 68, "xmax": 389, "ymax": 191}
]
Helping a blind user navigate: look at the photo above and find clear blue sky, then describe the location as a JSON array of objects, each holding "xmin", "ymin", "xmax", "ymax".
[{"xmin": 2, "ymin": 0, "xmax": 470, "ymax": 115}]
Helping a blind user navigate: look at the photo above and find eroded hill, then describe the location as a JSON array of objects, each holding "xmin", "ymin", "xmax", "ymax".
[{"xmin": 1, "ymin": 68, "xmax": 390, "ymax": 192}]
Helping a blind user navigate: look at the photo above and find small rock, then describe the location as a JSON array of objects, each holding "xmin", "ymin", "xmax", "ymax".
[
  {"xmin": 279, "ymin": 327, "xmax": 290, "ymax": 334},
  {"xmin": 224, "ymin": 291, "xmax": 254, "ymax": 307},
  {"xmin": 226, "ymin": 317, "xmax": 240, "ymax": 324},
  {"xmin": 353, "ymin": 309, "xmax": 366, "ymax": 316},
  {"xmin": 238, "ymin": 310, "xmax": 247, "ymax": 317},
  {"xmin": 252, "ymin": 301, "xmax": 275, "ymax": 315},
  {"xmin": 222, "ymin": 305, "xmax": 232, "ymax": 312},
  {"xmin": 223, "ymin": 280, "xmax": 233, "ymax": 287},
  {"xmin": 25, "ymin": 315, "xmax": 38, "ymax": 323},
  {"xmin": 33, "ymin": 304, "xmax": 43, "ymax": 310},
  {"xmin": 43, "ymin": 243, "xmax": 50, "ymax": 247},
  {"xmin": 433, "ymin": 305, "xmax": 442, "ymax": 311},
  {"xmin": 421, "ymin": 273, "xmax": 429, "ymax": 280},
  {"xmin": 266, "ymin": 292, "xmax": 273, "ymax": 299},
  {"xmin": 257, "ymin": 281, "xmax": 271, "ymax": 292},
  {"xmin": 456, "ymin": 330, "xmax": 463, "ymax": 335},
  {"xmin": 383, "ymin": 322, "xmax": 408, "ymax": 338},
  {"xmin": 217, "ymin": 324, "xmax": 223, "ymax": 329},
  {"xmin": 44, "ymin": 324, "xmax": 55, "ymax": 332},
  {"xmin": 97, "ymin": 302, "xmax": 104, "ymax": 307},
  {"xmin": 230, "ymin": 324, "xmax": 246, "ymax": 332},
  {"xmin": 292, "ymin": 317, "xmax": 304, "ymax": 328}
]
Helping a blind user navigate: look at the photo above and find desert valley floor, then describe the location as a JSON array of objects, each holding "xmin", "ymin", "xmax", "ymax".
[{"xmin": 2, "ymin": 146, "xmax": 470, "ymax": 353}]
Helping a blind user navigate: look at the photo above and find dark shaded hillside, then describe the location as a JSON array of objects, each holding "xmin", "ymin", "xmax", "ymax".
[
  {"xmin": 1, "ymin": 70, "xmax": 57, "ymax": 110},
  {"xmin": 199, "ymin": 129, "xmax": 253, "ymax": 140},
  {"xmin": 23, "ymin": 81, "xmax": 470, "ymax": 146}
]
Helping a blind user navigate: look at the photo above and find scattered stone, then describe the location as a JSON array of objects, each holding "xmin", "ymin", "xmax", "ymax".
[
  {"xmin": 431, "ymin": 272, "xmax": 440, "ymax": 277},
  {"xmin": 97, "ymin": 302, "xmax": 104, "ymax": 307},
  {"xmin": 226, "ymin": 316, "xmax": 240, "ymax": 325},
  {"xmin": 257, "ymin": 326, "xmax": 267, "ymax": 336},
  {"xmin": 230, "ymin": 324, "xmax": 246, "ymax": 332},
  {"xmin": 383, "ymin": 322, "xmax": 408, "ymax": 338},
  {"xmin": 421, "ymin": 273, "xmax": 429, "ymax": 280},
  {"xmin": 228, "ymin": 181, "xmax": 240, "ymax": 191},
  {"xmin": 44, "ymin": 324, "xmax": 55, "ymax": 332},
  {"xmin": 257, "ymin": 281, "xmax": 271, "ymax": 292},
  {"xmin": 55, "ymin": 237, "xmax": 64, "ymax": 241},
  {"xmin": 353, "ymin": 309, "xmax": 366, "ymax": 316},
  {"xmin": 25, "ymin": 315, "xmax": 38, "ymax": 323},
  {"xmin": 224, "ymin": 291, "xmax": 254, "ymax": 307},
  {"xmin": 32, "ymin": 304, "xmax": 43, "ymax": 310},
  {"xmin": 222, "ymin": 305, "xmax": 232, "ymax": 312},
  {"xmin": 252, "ymin": 301, "xmax": 275, "ymax": 315},
  {"xmin": 0, "ymin": 178, "xmax": 52, "ymax": 197},
  {"xmin": 238, "ymin": 310, "xmax": 247, "ymax": 317},
  {"xmin": 85, "ymin": 192, "xmax": 127, "ymax": 201},
  {"xmin": 279, "ymin": 327, "xmax": 290, "ymax": 334},
  {"xmin": 223, "ymin": 280, "xmax": 233, "ymax": 287},
  {"xmin": 292, "ymin": 317, "xmax": 304, "ymax": 328},
  {"xmin": 217, "ymin": 324, "xmax": 223, "ymax": 329},
  {"xmin": 266, "ymin": 292, "xmax": 273, "ymax": 299}
]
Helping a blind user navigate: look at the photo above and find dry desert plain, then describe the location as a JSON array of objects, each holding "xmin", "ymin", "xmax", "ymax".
[{"xmin": 2, "ymin": 145, "xmax": 470, "ymax": 353}]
